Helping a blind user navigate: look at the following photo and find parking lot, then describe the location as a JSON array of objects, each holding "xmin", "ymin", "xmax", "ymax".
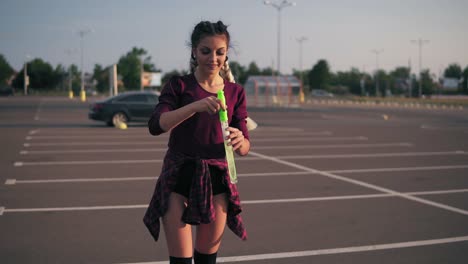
[{"xmin": 1, "ymin": 96, "xmax": 467, "ymax": 263}]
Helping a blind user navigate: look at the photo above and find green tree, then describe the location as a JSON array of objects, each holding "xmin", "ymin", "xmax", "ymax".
[
  {"xmin": 12, "ymin": 58, "xmax": 59, "ymax": 91},
  {"xmin": 444, "ymin": 64, "xmax": 462, "ymax": 78},
  {"xmin": 117, "ymin": 47, "xmax": 157, "ymax": 90},
  {"xmin": 0, "ymin": 54, "xmax": 15, "ymax": 85},
  {"xmin": 308, "ymin": 59, "xmax": 331, "ymax": 91},
  {"xmin": 420, "ymin": 69, "xmax": 435, "ymax": 95},
  {"xmin": 228, "ymin": 61, "xmax": 247, "ymax": 84},
  {"xmin": 246, "ymin": 62, "xmax": 261, "ymax": 77},
  {"xmin": 292, "ymin": 68, "xmax": 309, "ymax": 93},
  {"xmin": 462, "ymin": 66, "xmax": 468, "ymax": 94},
  {"xmin": 92, "ymin": 64, "xmax": 110, "ymax": 94},
  {"xmin": 54, "ymin": 64, "xmax": 68, "ymax": 90},
  {"xmin": 389, "ymin": 67, "xmax": 410, "ymax": 95},
  {"xmin": 329, "ymin": 67, "xmax": 362, "ymax": 95}
]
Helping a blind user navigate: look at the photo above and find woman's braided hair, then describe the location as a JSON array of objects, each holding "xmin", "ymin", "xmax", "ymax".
[{"xmin": 189, "ymin": 21, "xmax": 235, "ymax": 83}]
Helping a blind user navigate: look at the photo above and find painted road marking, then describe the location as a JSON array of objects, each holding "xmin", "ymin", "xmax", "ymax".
[
  {"xmin": 254, "ymin": 142, "xmax": 412, "ymax": 150},
  {"xmin": 1, "ymin": 188, "xmax": 467, "ymax": 214},
  {"xmin": 6, "ymin": 165, "xmax": 468, "ymax": 184},
  {"xmin": 13, "ymin": 150, "xmax": 467, "ymax": 167},
  {"xmin": 24, "ymin": 131, "xmax": 332, "ymax": 139},
  {"xmin": 20, "ymin": 148, "xmax": 170, "ymax": 154},
  {"xmin": 249, "ymin": 151, "xmax": 468, "ymax": 216},
  {"xmin": 18, "ymin": 143, "xmax": 412, "ymax": 155},
  {"xmin": 248, "ymin": 136, "xmax": 368, "ymax": 142},
  {"xmin": 275, "ymin": 150, "xmax": 467, "ymax": 159},
  {"xmin": 117, "ymin": 236, "xmax": 468, "ymax": 263},
  {"xmin": 23, "ymin": 142, "xmax": 168, "ymax": 147}
]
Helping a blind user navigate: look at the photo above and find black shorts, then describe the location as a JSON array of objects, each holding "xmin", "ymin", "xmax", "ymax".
[{"xmin": 173, "ymin": 160, "xmax": 228, "ymax": 198}]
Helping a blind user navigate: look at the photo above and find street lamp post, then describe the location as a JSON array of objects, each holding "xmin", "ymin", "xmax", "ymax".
[
  {"xmin": 296, "ymin": 36, "xmax": 307, "ymax": 85},
  {"xmin": 411, "ymin": 38, "xmax": 429, "ymax": 98},
  {"xmin": 296, "ymin": 36, "xmax": 307, "ymax": 103},
  {"xmin": 78, "ymin": 28, "xmax": 92, "ymax": 102},
  {"xmin": 371, "ymin": 49, "xmax": 383, "ymax": 97},
  {"xmin": 264, "ymin": 0, "xmax": 296, "ymax": 76},
  {"xmin": 23, "ymin": 55, "xmax": 31, "ymax": 95},
  {"xmin": 139, "ymin": 56, "xmax": 144, "ymax": 91},
  {"xmin": 65, "ymin": 49, "xmax": 77, "ymax": 99}
]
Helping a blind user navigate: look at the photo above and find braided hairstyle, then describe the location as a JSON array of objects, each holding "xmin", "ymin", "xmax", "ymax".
[{"xmin": 189, "ymin": 21, "xmax": 236, "ymax": 83}]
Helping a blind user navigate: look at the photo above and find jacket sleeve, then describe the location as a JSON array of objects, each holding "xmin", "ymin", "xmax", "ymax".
[
  {"xmin": 230, "ymin": 85, "xmax": 249, "ymax": 140},
  {"xmin": 148, "ymin": 77, "xmax": 182, "ymax": 135}
]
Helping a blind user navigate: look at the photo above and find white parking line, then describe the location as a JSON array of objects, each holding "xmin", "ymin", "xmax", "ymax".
[
  {"xmin": 7, "ymin": 165, "xmax": 468, "ymax": 184},
  {"xmin": 19, "ymin": 143, "xmax": 413, "ymax": 155},
  {"xmin": 117, "ymin": 235, "xmax": 468, "ymax": 263},
  {"xmin": 249, "ymin": 151, "xmax": 468, "ymax": 216},
  {"xmin": 1, "ymin": 188, "xmax": 467, "ymax": 215},
  {"xmin": 249, "ymin": 136, "xmax": 368, "ymax": 142},
  {"xmin": 276, "ymin": 150, "xmax": 467, "ymax": 159},
  {"xmin": 23, "ymin": 142, "xmax": 168, "ymax": 147},
  {"xmin": 330, "ymin": 164, "xmax": 468, "ymax": 174},
  {"xmin": 20, "ymin": 148, "xmax": 169, "ymax": 154},
  {"xmin": 24, "ymin": 131, "xmax": 332, "ymax": 139},
  {"xmin": 254, "ymin": 142, "xmax": 412, "ymax": 150},
  {"xmin": 13, "ymin": 150, "xmax": 468, "ymax": 166},
  {"xmin": 4, "ymin": 172, "xmax": 311, "ymax": 184}
]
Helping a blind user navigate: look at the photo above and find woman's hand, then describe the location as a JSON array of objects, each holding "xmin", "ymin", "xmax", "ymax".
[
  {"xmin": 226, "ymin": 127, "xmax": 244, "ymax": 151},
  {"xmin": 192, "ymin": 96, "xmax": 226, "ymax": 115}
]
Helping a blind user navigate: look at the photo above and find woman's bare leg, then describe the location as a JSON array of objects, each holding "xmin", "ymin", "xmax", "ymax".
[
  {"xmin": 162, "ymin": 193, "xmax": 193, "ymax": 258},
  {"xmin": 195, "ymin": 193, "xmax": 228, "ymax": 254}
]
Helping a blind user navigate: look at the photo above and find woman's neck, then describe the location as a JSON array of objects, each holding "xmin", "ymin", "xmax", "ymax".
[{"xmin": 194, "ymin": 70, "xmax": 224, "ymax": 92}]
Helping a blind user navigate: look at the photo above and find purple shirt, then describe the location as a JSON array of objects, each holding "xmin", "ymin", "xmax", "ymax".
[{"xmin": 148, "ymin": 74, "xmax": 249, "ymax": 158}]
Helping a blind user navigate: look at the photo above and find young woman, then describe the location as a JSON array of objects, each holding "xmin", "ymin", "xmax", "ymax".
[{"xmin": 143, "ymin": 21, "xmax": 250, "ymax": 264}]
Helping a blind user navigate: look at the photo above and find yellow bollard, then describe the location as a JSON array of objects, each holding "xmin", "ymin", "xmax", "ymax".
[
  {"xmin": 80, "ymin": 90, "xmax": 86, "ymax": 102},
  {"xmin": 68, "ymin": 90, "xmax": 74, "ymax": 99},
  {"xmin": 299, "ymin": 91, "xmax": 305, "ymax": 104},
  {"xmin": 116, "ymin": 121, "xmax": 127, "ymax": 130}
]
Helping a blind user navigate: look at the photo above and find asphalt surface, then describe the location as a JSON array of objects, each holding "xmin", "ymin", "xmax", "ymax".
[{"xmin": 1, "ymin": 96, "xmax": 467, "ymax": 264}]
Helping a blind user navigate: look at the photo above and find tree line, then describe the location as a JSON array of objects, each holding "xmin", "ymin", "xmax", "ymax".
[{"xmin": 2, "ymin": 50, "xmax": 468, "ymax": 96}]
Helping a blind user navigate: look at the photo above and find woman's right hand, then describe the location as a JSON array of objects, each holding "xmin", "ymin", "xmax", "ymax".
[{"xmin": 191, "ymin": 96, "xmax": 226, "ymax": 115}]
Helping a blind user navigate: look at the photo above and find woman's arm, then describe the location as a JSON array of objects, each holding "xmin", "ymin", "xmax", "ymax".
[{"xmin": 159, "ymin": 96, "xmax": 225, "ymax": 132}]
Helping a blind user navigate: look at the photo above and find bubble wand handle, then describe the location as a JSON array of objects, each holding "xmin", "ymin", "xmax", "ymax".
[{"xmin": 217, "ymin": 90, "xmax": 237, "ymax": 184}]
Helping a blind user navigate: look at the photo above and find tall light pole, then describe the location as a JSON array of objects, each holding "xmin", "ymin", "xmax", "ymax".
[
  {"xmin": 78, "ymin": 28, "xmax": 92, "ymax": 102},
  {"xmin": 23, "ymin": 55, "xmax": 31, "ymax": 95},
  {"xmin": 264, "ymin": 0, "xmax": 296, "ymax": 76},
  {"xmin": 411, "ymin": 38, "xmax": 429, "ymax": 98},
  {"xmin": 371, "ymin": 49, "xmax": 383, "ymax": 97},
  {"xmin": 65, "ymin": 49, "xmax": 77, "ymax": 98},
  {"xmin": 296, "ymin": 36, "xmax": 307, "ymax": 85},
  {"xmin": 139, "ymin": 55, "xmax": 144, "ymax": 91}
]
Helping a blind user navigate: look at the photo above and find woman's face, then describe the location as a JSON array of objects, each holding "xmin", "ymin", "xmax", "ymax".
[{"xmin": 193, "ymin": 34, "xmax": 228, "ymax": 75}]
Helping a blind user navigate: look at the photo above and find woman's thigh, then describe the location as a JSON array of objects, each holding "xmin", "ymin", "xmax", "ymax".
[
  {"xmin": 195, "ymin": 193, "xmax": 228, "ymax": 254},
  {"xmin": 162, "ymin": 192, "xmax": 193, "ymax": 257}
]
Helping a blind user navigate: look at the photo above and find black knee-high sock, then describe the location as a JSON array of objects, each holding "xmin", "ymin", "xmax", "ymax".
[
  {"xmin": 169, "ymin": 256, "xmax": 192, "ymax": 264},
  {"xmin": 194, "ymin": 250, "xmax": 217, "ymax": 264}
]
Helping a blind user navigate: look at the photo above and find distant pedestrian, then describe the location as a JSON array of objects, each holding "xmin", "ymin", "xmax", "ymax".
[{"xmin": 143, "ymin": 20, "xmax": 251, "ymax": 264}]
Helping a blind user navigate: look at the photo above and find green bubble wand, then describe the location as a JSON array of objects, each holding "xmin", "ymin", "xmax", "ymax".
[{"xmin": 217, "ymin": 90, "xmax": 237, "ymax": 184}]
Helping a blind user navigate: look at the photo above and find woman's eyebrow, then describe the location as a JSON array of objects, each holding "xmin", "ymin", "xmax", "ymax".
[{"xmin": 200, "ymin": 45, "xmax": 226, "ymax": 50}]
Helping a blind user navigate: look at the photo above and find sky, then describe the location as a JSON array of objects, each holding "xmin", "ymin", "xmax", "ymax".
[{"xmin": 1, "ymin": 0, "xmax": 468, "ymax": 78}]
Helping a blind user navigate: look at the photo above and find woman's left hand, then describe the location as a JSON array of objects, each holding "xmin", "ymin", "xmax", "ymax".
[{"xmin": 226, "ymin": 127, "xmax": 244, "ymax": 151}]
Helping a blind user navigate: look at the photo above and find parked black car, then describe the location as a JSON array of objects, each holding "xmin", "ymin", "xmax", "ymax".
[
  {"xmin": 88, "ymin": 91, "xmax": 159, "ymax": 126},
  {"xmin": 0, "ymin": 86, "xmax": 15, "ymax": 96}
]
